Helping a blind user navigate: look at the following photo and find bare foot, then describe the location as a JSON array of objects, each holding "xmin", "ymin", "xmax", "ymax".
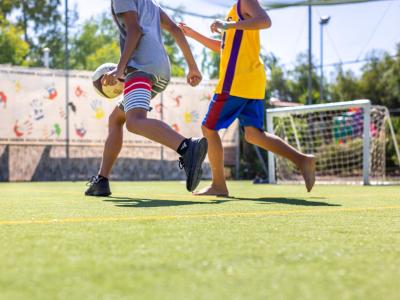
[
  {"xmin": 193, "ymin": 185, "xmax": 229, "ymax": 197},
  {"xmin": 300, "ymin": 155, "xmax": 316, "ymax": 192}
]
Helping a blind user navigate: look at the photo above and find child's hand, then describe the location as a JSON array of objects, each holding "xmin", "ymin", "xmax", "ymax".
[
  {"xmin": 101, "ymin": 67, "xmax": 125, "ymax": 86},
  {"xmin": 178, "ymin": 22, "xmax": 195, "ymax": 38},
  {"xmin": 187, "ymin": 68, "xmax": 202, "ymax": 87},
  {"xmin": 210, "ymin": 19, "xmax": 226, "ymax": 34}
]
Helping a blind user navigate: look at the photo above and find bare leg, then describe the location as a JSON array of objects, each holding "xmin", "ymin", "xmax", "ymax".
[
  {"xmin": 194, "ymin": 126, "xmax": 229, "ymax": 196},
  {"xmin": 99, "ymin": 107, "xmax": 126, "ymax": 178},
  {"xmin": 125, "ymin": 108, "xmax": 185, "ymax": 151},
  {"xmin": 244, "ymin": 126, "xmax": 316, "ymax": 192}
]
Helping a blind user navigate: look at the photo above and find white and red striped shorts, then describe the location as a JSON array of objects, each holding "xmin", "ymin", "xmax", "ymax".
[{"xmin": 119, "ymin": 69, "xmax": 169, "ymax": 113}]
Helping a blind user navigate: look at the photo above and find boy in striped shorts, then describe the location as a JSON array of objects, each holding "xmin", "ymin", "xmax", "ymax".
[{"xmin": 85, "ymin": 0, "xmax": 207, "ymax": 196}]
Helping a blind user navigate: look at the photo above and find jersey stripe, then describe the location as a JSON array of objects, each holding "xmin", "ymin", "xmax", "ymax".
[
  {"xmin": 221, "ymin": 30, "xmax": 244, "ymax": 94},
  {"xmin": 204, "ymin": 94, "xmax": 229, "ymax": 129},
  {"xmin": 221, "ymin": 0, "xmax": 245, "ymax": 94}
]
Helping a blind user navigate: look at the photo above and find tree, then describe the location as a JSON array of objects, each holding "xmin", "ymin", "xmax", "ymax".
[
  {"xmin": 0, "ymin": 16, "xmax": 29, "ymax": 65},
  {"xmin": 262, "ymin": 53, "xmax": 291, "ymax": 100},
  {"xmin": 70, "ymin": 13, "xmax": 119, "ymax": 70},
  {"xmin": 359, "ymin": 48, "xmax": 400, "ymax": 109},
  {"xmin": 70, "ymin": 10, "xmax": 187, "ymax": 76},
  {"xmin": 287, "ymin": 53, "xmax": 321, "ymax": 104},
  {"xmin": 161, "ymin": 10, "xmax": 186, "ymax": 77},
  {"xmin": 329, "ymin": 68, "xmax": 360, "ymax": 101},
  {"xmin": 201, "ymin": 47, "xmax": 220, "ymax": 79},
  {"xmin": 0, "ymin": 0, "xmax": 75, "ymax": 68}
]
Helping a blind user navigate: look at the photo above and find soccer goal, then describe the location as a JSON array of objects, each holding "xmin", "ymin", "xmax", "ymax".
[{"xmin": 266, "ymin": 100, "xmax": 400, "ymax": 185}]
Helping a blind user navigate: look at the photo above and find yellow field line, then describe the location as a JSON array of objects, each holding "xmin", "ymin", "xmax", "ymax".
[{"xmin": 1, "ymin": 205, "xmax": 400, "ymax": 226}]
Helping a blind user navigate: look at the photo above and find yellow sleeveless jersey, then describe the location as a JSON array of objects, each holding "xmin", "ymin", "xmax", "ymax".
[{"xmin": 215, "ymin": 0, "xmax": 266, "ymax": 100}]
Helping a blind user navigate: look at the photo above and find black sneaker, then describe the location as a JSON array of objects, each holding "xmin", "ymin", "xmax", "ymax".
[
  {"xmin": 179, "ymin": 137, "xmax": 208, "ymax": 192},
  {"xmin": 85, "ymin": 175, "xmax": 111, "ymax": 197}
]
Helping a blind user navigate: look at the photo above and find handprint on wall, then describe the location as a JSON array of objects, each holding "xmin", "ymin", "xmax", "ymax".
[
  {"xmin": 15, "ymin": 81, "xmax": 21, "ymax": 93},
  {"xmin": 68, "ymin": 102, "xmax": 77, "ymax": 113},
  {"xmin": 46, "ymin": 86, "xmax": 58, "ymax": 100},
  {"xmin": 59, "ymin": 107, "xmax": 66, "ymax": 119},
  {"xmin": 13, "ymin": 119, "xmax": 33, "ymax": 138},
  {"xmin": 42, "ymin": 123, "xmax": 62, "ymax": 139},
  {"xmin": 0, "ymin": 91, "xmax": 7, "ymax": 108},
  {"xmin": 155, "ymin": 103, "xmax": 163, "ymax": 114},
  {"xmin": 172, "ymin": 95, "xmax": 182, "ymax": 107},
  {"xmin": 30, "ymin": 99, "xmax": 44, "ymax": 121},
  {"xmin": 201, "ymin": 92, "xmax": 212, "ymax": 102},
  {"xmin": 184, "ymin": 111, "xmax": 199, "ymax": 124},
  {"xmin": 75, "ymin": 123, "xmax": 87, "ymax": 138},
  {"xmin": 52, "ymin": 123, "xmax": 62, "ymax": 137},
  {"xmin": 90, "ymin": 99, "xmax": 105, "ymax": 120},
  {"xmin": 171, "ymin": 123, "xmax": 180, "ymax": 133},
  {"xmin": 167, "ymin": 90, "xmax": 182, "ymax": 107},
  {"xmin": 154, "ymin": 91, "xmax": 182, "ymax": 115},
  {"xmin": 75, "ymin": 86, "xmax": 87, "ymax": 98}
]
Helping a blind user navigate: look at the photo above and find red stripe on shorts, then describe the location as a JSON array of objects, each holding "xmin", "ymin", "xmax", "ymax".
[
  {"xmin": 124, "ymin": 77, "xmax": 152, "ymax": 92},
  {"xmin": 204, "ymin": 94, "xmax": 229, "ymax": 130},
  {"xmin": 125, "ymin": 77, "xmax": 151, "ymax": 86},
  {"xmin": 124, "ymin": 83, "xmax": 152, "ymax": 95}
]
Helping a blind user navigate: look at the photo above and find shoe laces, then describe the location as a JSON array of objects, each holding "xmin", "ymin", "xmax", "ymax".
[
  {"xmin": 86, "ymin": 176, "xmax": 99, "ymax": 186},
  {"xmin": 178, "ymin": 157, "xmax": 185, "ymax": 170}
]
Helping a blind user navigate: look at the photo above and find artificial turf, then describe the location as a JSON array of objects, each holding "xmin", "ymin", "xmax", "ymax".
[{"xmin": 0, "ymin": 181, "xmax": 399, "ymax": 300}]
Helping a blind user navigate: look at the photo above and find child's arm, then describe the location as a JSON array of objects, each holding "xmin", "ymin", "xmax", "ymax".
[
  {"xmin": 102, "ymin": 11, "xmax": 142, "ymax": 86},
  {"xmin": 211, "ymin": 0, "xmax": 271, "ymax": 33},
  {"xmin": 160, "ymin": 9, "xmax": 202, "ymax": 87},
  {"xmin": 178, "ymin": 23, "xmax": 221, "ymax": 53}
]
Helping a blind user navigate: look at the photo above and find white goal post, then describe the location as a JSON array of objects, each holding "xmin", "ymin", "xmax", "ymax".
[{"xmin": 266, "ymin": 100, "xmax": 399, "ymax": 185}]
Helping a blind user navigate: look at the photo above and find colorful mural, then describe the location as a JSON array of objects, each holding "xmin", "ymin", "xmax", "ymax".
[{"xmin": 0, "ymin": 67, "xmax": 237, "ymax": 149}]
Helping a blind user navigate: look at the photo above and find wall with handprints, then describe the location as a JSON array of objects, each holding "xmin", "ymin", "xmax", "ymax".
[
  {"xmin": 0, "ymin": 67, "xmax": 236, "ymax": 147},
  {"xmin": 0, "ymin": 66, "xmax": 237, "ymax": 181}
]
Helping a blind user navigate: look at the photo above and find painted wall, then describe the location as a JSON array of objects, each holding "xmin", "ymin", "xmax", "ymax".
[{"xmin": 0, "ymin": 66, "xmax": 238, "ymax": 182}]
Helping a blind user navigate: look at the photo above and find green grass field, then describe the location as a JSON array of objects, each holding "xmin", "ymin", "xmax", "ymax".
[{"xmin": 0, "ymin": 181, "xmax": 399, "ymax": 300}]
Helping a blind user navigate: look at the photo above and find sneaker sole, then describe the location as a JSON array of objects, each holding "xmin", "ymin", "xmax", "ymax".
[
  {"xmin": 187, "ymin": 138, "xmax": 208, "ymax": 192},
  {"xmin": 85, "ymin": 191, "xmax": 112, "ymax": 197}
]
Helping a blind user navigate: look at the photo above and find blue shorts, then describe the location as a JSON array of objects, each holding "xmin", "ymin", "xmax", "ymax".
[{"xmin": 203, "ymin": 94, "xmax": 265, "ymax": 130}]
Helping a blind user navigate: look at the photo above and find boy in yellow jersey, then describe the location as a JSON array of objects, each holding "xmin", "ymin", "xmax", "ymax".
[{"xmin": 179, "ymin": 0, "xmax": 316, "ymax": 196}]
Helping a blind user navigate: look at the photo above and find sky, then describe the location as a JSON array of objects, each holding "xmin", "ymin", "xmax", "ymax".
[{"xmin": 66, "ymin": 0, "xmax": 400, "ymax": 78}]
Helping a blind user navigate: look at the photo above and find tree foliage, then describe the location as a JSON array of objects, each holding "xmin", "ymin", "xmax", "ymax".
[
  {"xmin": 70, "ymin": 13, "xmax": 120, "ymax": 70},
  {"xmin": 0, "ymin": 0, "xmax": 71, "ymax": 68},
  {"xmin": 70, "ymin": 11, "xmax": 187, "ymax": 76},
  {"xmin": 329, "ymin": 46, "xmax": 400, "ymax": 109},
  {"xmin": 161, "ymin": 10, "xmax": 186, "ymax": 77},
  {"xmin": 201, "ymin": 47, "xmax": 220, "ymax": 79},
  {"xmin": 0, "ymin": 16, "xmax": 29, "ymax": 65}
]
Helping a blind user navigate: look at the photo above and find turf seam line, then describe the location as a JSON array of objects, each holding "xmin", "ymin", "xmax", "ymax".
[{"xmin": 1, "ymin": 205, "xmax": 400, "ymax": 226}]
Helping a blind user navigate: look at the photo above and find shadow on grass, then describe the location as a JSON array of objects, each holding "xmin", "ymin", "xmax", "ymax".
[
  {"xmin": 105, "ymin": 196, "xmax": 340, "ymax": 208},
  {"xmin": 104, "ymin": 197, "xmax": 227, "ymax": 208},
  {"xmin": 225, "ymin": 196, "xmax": 340, "ymax": 207}
]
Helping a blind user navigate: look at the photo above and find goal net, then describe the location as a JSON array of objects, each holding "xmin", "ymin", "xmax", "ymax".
[{"xmin": 266, "ymin": 100, "xmax": 400, "ymax": 185}]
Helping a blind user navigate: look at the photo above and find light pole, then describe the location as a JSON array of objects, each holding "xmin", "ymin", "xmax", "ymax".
[
  {"xmin": 319, "ymin": 15, "xmax": 331, "ymax": 102},
  {"xmin": 43, "ymin": 47, "xmax": 50, "ymax": 68},
  {"xmin": 65, "ymin": 0, "xmax": 70, "ymax": 178},
  {"xmin": 307, "ymin": 2, "xmax": 312, "ymax": 105}
]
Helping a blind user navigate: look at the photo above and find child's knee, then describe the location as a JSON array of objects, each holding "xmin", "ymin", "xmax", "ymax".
[
  {"xmin": 108, "ymin": 113, "xmax": 125, "ymax": 130},
  {"xmin": 244, "ymin": 127, "xmax": 260, "ymax": 143},
  {"xmin": 202, "ymin": 125, "xmax": 217, "ymax": 137},
  {"xmin": 126, "ymin": 116, "xmax": 144, "ymax": 135}
]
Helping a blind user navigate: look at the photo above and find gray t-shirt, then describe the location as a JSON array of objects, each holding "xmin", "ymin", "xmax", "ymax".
[{"xmin": 112, "ymin": 0, "xmax": 171, "ymax": 80}]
